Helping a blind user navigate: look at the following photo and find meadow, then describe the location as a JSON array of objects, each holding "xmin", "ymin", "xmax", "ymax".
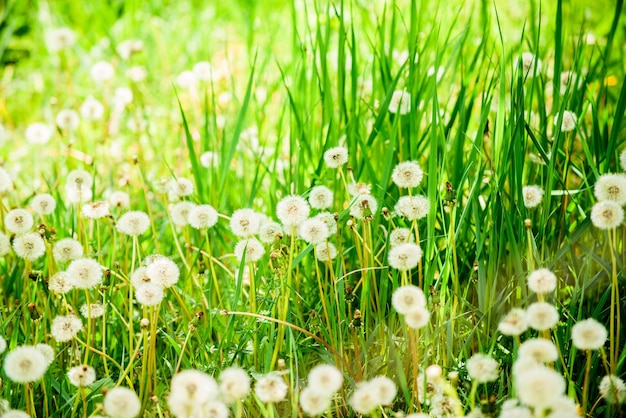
[{"xmin": 0, "ymin": 0, "xmax": 625, "ymax": 416}]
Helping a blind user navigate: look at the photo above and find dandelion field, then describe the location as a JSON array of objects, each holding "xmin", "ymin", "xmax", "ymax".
[{"xmin": 0, "ymin": 0, "xmax": 625, "ymax": 417}]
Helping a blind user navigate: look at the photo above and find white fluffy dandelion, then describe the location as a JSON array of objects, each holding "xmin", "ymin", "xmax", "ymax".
[
  {"xmin": 219, "ymin": 366, "xmax": 251, "ymax": 403},
  {"xmin": 388, "ymin": 242, "xmax": 422, "ymax": 271},
  {"xmin": 31, "ymin": 193, "xmax": 57, "ymax": 215},
  {"xmin": 80, "ymin": 96, "xmax": 104, "ymax": 121},
  {"xmin": 299, "ymin": 386, "xmax": 331, "ymax": 416},
  {"xmin": 599, "ymin": 375, "xmax": 626, "ymax": 404},
  {"xmin": 466, "ymin": 354, "xmax": 499, "ymax": 383},
  {"xmin": 4, "ymin": 346, "xmax": 48, "ymax": 383},
  {"xmin": 392, "ymin": 285, "xmax": 426, "ymax": 314},
  {"xmin": 255, "ymin": 374, "xmax": 288, "ymax": 403},
  {"xmin": 276, "ymin": 195, "xmax": 310, "ymax": 228},
  {"xmin": 0, "ymin": 167, "xmax": 12, "ymax": 192},
  {"xmin": 82, "ymin": 200, "xmax": 110, "ymax": 219},
  {"xmin": 516, "ymin": 52, "xmax": 542, "ymax": 77},
  {"xmin": 308, "ymin": 185, "xmax": 334, "ymax": 210},
  {"xmin": 323, "ymin": 147, "xmax": 349, "ymax": 169},
  {"xmin": 51, "ymin": 314, "xmax": 83, "ymax": 342},
  {"xmin": 389, "ymin": 228, "xmax": 414, "ymax": 247},
  {"xmin": 590, "ymin": 200, "xmax": 624, "ymax": 229},
  {"xmin": 526, "ymin": 302, "xmax": 559, "ymax": 331},
  {"xmin": 234, "ymin": 238, "xmax": 265, "ymax": 262},
  {"xmin": 315, "ymin": 242, "xmax": 337, "ymax": 262},
  {"xmin": 135, "ymin": 283, "xmax": 165, "ymax": 306},
  {"xmin": 48, "ymin": 272, "xmax": 74, "ymax": 294},
  {"xmin": 5, "ymin": 208, "xmax": 34, "ymax": 234},
  {"xmin": 146, "ymin": 256, "xmax": 180, "ymax": 288},
  {"xmin": 67, "ymin": 258, "xmax": 102, "ymax": 289},
  {"xmin": 13, "ymin": 232, "xmax": 46, "ymax": 261},
  {"xmin": 259, "ymin": 221, "xmax": 283, "ymax": 243},
  {"xmin": 594, "ymin": 173, "xmax": 626, "ymax": 205},
  {"xmin": 0, "ymin": 232, "xmax": 9, "ymax": 256},
  {"xmin": 554, "ymin": 111, "xmax": 577, "ymax": 132},
  {"xmin": 404, "ymin": 306, "xmax": 431, "ymax": 329},
  {"xmin": 307, "ymin": 364, "xmax": 343, "ymax": 395},
  {"xmin": 90, "ymin": 61, "xmax": 115, "ymax": 83},
  {"xmin": 389, "ymin": 90, "xmax": 411, "ymax": 115},
  {"xmin": 56, "ymin": 109, "xmax": 80, "ymax": 130},
  {"xmin": 80, "ymin": 303, "xmax": 105, "ymax": 319},
  {"xmin": 68, "ymin": 365, "xmax": 96, "ymax": 387},
  {"xmin": 188, "ymin": 204, "xmax": 219, "ymax": 229},
  {"xmin": 116, "ymin": 211, "xmax": 151, "ymax": 236},
  {"xmin": 522, "ymin": 185, "xmax": 544, "ymax": 209},
  {"xmin": 518, "ymin": 338, "xmax": 559, "ymax": 364},
  {"xmin": 395, "ymin": 195, "xmax": 430, "ymax": 220},
  {"xmin": 230, "ymin": 208, "xmax": 261, "ymax": 237},
  {"xmin": 349, "ymin": 194, "xmax": 378, "ymax": 219},
  {"xmin": 25, "ymin": 122, "xmax": 53, "ymax": 145},
  {"xmin": 109, "ymin": 191, "xmax": 130, "ymax": 208},
  {"xmin": 349, "ymin": 381, "xmax": 380, "ymax": 415},
  {"xmin": 571, "ymin": 318, "xmax": 607, "ymax": 350},
  {"xmin": 392, "ymin": 161, "xmax": 423, "ymax": 188},
  {"xmin": 514, "ymin": 365, "xmax": 566, "ymax": 409},
  {"xmin": 299, "ymin": 218, "xmax": 330, "ymax": 244},
  {"xmin": 103, "ymin": 387, "xmax": 141, "ymax": 418},
  {"xmin": 498, "ymin": 308, "xmax": 528, "ymax": 336},
  {"xmin": 527, "ymin": 268, "xmax": 557, "ymax": 295},
  {"xmin": 168, "ymin": 369, "xmax": 219, "ymax": 415},
  {"xmin": 53, "ymin": 238, "xmax": 84, "ymax": 263}
]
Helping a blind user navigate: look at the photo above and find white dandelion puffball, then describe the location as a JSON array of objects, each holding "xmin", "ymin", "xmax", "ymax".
[
  {"xmin": 527, "ymin": 268, "xmax": 557, "ymax": 295},
  {"xmin": 392, "ymin": 285, "xmax": 426, "ymax": 314},
  {"xmin": 48, "ymin": 272, "xmax": 74, "ymax": 294},
  {"xmin": 315, "ymin": 242, "xmax": 338, "ymax": 262},
  {"xmin": 0, "ymin": 335, "xmax": 5, "ymax": 354},
  {"xmin": 276, "ymin": 195, "xmax": 310, "ymax": 228},
  {"xmin": 404, "ymin": 306, "xmax": 431, "ymax": 329},
  {"xmin": 590, "ymin": 200, "xmax": 624, "ymax": 229},
  {"xmin": 200, "ymin": 151, "xmax": 219, "ymax": 168},
  {"xmin": 91, "ymin": 61, "xmax": 115, "ymax": 82},
  {"xmin": 234, "ymin": 238, "xmax": 265, "ymax": 262},
  {"xmin": 526, "ymin": 302, "xmax": 559, "ymax": 331},
  {"xmin": 104, "ymin": 387, "xmax": 141, "ymax": 418},
  {"xmin": 308, "ymin": 185, "xmax": 334, "ymax": 210},
  {"xmin": 368, "ymin": 376, "xmax": 397, "ymax": 405},
  {"xmin": 80, "ymin": 303, "xmax": 105, "ymax": 319},
  {"xmin": 389, "ymin": 228, "xmax": 413, "ymax": 247},
  {"xmin": 323, "ymin": 146, "xmax": 349, "ymax": 168},
  {"xmin": 554, "ymin": 110, "xmax": 577, "ymax": 132},
  {"xmin": 36, "ymin": 343, "xmax": 55, "ymax": 367},
  {"xmin": 392, "ymin": 161, "xmax": 424, "ymax": 188},
  {"xmin": 299, "ymin": 386, "xmax": 331, "ymax": 416},
  {"xmin": 388, "ymin": 242, "xmax": 422, "ymax": 271},
  {"xmin": 466, "ymin": 354, "xmax": 499, "ymax": 383},
  {"xmin": 255, "ymin": 373, "xmax": 288, "ymax": 403},
  {"xmin": 307, "ymin": 364, "xmax": 344, "ymax": 395},
  {"xmin": 170, "ymin": 201, "xmax": 195, "ymax": 226},
  {"xmin": 522, "ymin": 185, "xmax": 544, "ymax": 209},
  {"xmin": 259, "ymin": 221, "xmax": 283, "ymax": 243},
  {"xmin": 389, "ymin": 90, "xmax": 411, "ymax": 115},
  {"xmin": 68, "ymin": 365, "xmax": 96, "ymax": 387},
  {"xmin": 5, "ymin": 208, "xmax": 34, "ymax": 234},
  {"xmin": 517, "ymin": 52, "xmax": 542, "ymax": 76},
  {"xmin": 31, "ymin": 193, "xmax": 57, "ymax": 215},
  {"xmin": 599, "ymin": 375, "xmax": 626, "ymax": 404},
  {"xmin": 82, "ymin": 200, "xmax": 110, "ymax": 219},
  {"xmin": 168, "ymin": 369, "xmax": 219, "ymax": 415},
  {"xmin": 109, "ymin": 191, "xmax": 130, "ymax": 208},
  {"xmin": 116, "ymin": 211, "xmax": 151, "ymax": 235},
  {"xmin": 514, "ymin": 365, "xmax": 566, "ymax": 409},
  {"xmin": 53, "ymin": 238, "xmax": 84, "ymax": 263},
  {"xmin": 314, "ymin": 212, "xmax": 337, "ymax": 235},
  {"xmin": 4, "ymin": 345, "xmax": 48, "ymax": 383},
  {"xmin": 51, "ymin": 314, "xmax": 83, "ymax": 342},
  {"xmin": 230, "ymin": 208, "xmax": 261, "ymax": 237},
  {"xmin": 66, "ymin": 258, "xmax": 103, "ymax": 289},
  {"xmin": 146, "ymin": 256, "xmax": 180, "ymax": 288},
  {"xmin": 498, "ymin": 308, "xmax": 528, "ymax": 336},
  {"xmin": 46, "ymin": 27, "xmax": 75, "ymax": 52},
  {"xmin": 349, "ymin": 194, "xmax": 378, "ymax": 219},
  {"xmin": 67, "ymin": 169, "xmax": 93, "ymax": 191},
  {"xmin": 395, "ymin": 195, "xmax": 430, "ymax": 220},
  {"xmin": 56, "ymin": 109, "xmax": 80, "ymax": 130},
  {"xmin": 349, "ymin": 381, "xmax": 380, "ymax": 415},
  {"xmin": 135, "ymin": 283, "xmax": 165, "ymax": 306},
  {"xmin": 166, "ymin": 178, "xmax": 194, "ymax": 200},
  {"xmin": 80, "ymin": 96, "xmax": 104, "ymax": 120},
  {"xmin": 13, "ymin": 232, "xmax": 46, "ymax": 261},
  {"xmin": 188, "ymin": 204, "xmax": 218, "ymax": 229},
  {"xmin": 571, "ymin": 318, "xmax": 607, "ymax": 350},
  {"xmin": 518, "ymin": 338, "xmax": 559, "ymax": 364},
  {"xmin": 219, "ymin": 366, "xmax": 251, "ymax": 403},
  {"xmin": 25, "ymin": 122, "xmax": 53, "ymax": 145},
  {"xmin": 594, "ymin": 173, "xmax": 626, "ymax": 205},
  {"xmin": 299, "ymin": 218, "xmax": 330, "ymax": 244}
]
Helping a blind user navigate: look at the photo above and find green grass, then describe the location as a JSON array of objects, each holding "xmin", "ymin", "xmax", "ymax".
[{"xmin": 0, "ymin": 0, "xmax": 625, "ymax": 416}]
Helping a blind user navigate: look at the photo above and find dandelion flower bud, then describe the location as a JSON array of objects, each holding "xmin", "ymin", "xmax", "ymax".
[
  {"xmin": 404, "ymin": 306, "xmax": 431, "ymax": 329},
  {"xmin": 466, "ymin": 354, "xmax": 499, "ymax": 383},
  {"xmin": 498, "ymin": 308, "xmax": 528, "ymax": 336},
  {"xmin": 522, "ymin": 185, "xmax": 544, "ymax": 209},
  {"xmin": 599, "ymin": 375, "xmax": 626, "ymax": 404},
  {"xmin": 389, "ymin": 90, "xmax": 411, "ymax": 115},
  {"xmin": 188, "ymin": 204, "xmax": 218, "ymax": 229},
  {"xmin": 392, "ymin": 161, "xmax": 424, "ymax": 188},
  {"xmin": 53, "ymin": 238, "xmax": 84, "ymax": 263},
  {"xmin": 323, "ymin": 147, "xmax": 349, "ymax": 169},
  {"xmin": 514, "ymin": 365, "xmax": 565, "ymax": 409},
  {"xmin": 571, "ymin": 318, "xmax": 607, "ymax": 350},
  {"xmin": 56, "ymin": 109, "xmax": 80, "ymax": 130},
  {"xmin": 594, "ymin": 173, "xmax": 626, "ymax": 204},
  {"xmin": 308, "ymin": 185, "xmax": 334, "ymax": 210},
  {"xmin": 349, "ymin": 194, "xmax": 378, "ymax": 219},
  {"xmin": 518, "ymin": 338, "xmax": 559, "ymax": 364},
  {"xmin": 315, "ymin": 242, "xmax": 337, "ymax": 262},
  {"xmin": 219, "ymin": 366, "xmax": 251, "ymax": 403},
  {"xmin": 25, "ymin": 122, "xmax": 53, "ymax": 145},
  {"xmin": 4, "ymin": 345, "xmax": 48, "ymax": 383},
  {"xmin": 146, "ymin": 256, "xmax": 180, "ymax": 288},
  {"xmin": 103, "ymin": 387, "xmax": 141, "ymax": 418},
  {"xmin": 67, "ymin": 258, "xmax": 103, "ymax": 289},
  {"xmin": 13, "ymin": 232, "xmax": 46, "ymax": 261},
  {"xmin": 30, "ymin": 193, "xmax": 56, "ymax": 215},
  {"xmin": 259, "ymin": 221, "xmax": 283, "ymax": 243},
  {"xmin": 554, "ymin": 110, "xmax": 577, "ymax": 132},
  {"xmin": 5, "ymin": 208, "xmax": 34, "ymax": 234},
  {"xmin": 526, "ymin": 302, "xmax": 559, "ymax": 331},
  {"xmin": 277, "ymin": 195, "xmax": 310, "ymax": 228},
  {"xmin": 82, "ymin": 200, "xmax": 110, "ymax": 219},
  {"xmin": 230, "ymin": 208, "xmax": 261, "ymax": 237},
  {"xmin": 388, "ymin": 242, "xmax": 422, "ymax": 271},
  {"xmin": 392, "ymin": 285, "xmax": 426, "ymax": 314},
  {"xmin": 395, "ymin": 195, "xmax": 429, "ymax": 220},
  {"xmin": 254, "ymin": 374, "xmax": 288, "ymax": 403},
  {"xmin": 234, "ymin": 238, "xmax": 265, "ymax": 262},
  {"xmin": 299, "ymin": 218, "xmax": 330, "ymax": 244},
  {"xmin": 527, "ymin": 268, "xmax": 557, "ymax": 295},
  {"xmin": 299, "ymin": 386, "xmax": 332, "ymax": 416},
  {"xmin": 590, "ymin": 200, "xmax": 624, "ymax": 229},
  {"xmin": 90, "ymin": 61, "xmax": 115, "ymax": 83},
  {"xmin": 68, "ymin": 365, "xmax": 96, "ymax": 387},
  {"xmin": 389, "ymin": 228, "xmax": 414, "ymax": 247},
  {"xmin": 51, "ymin": 314, "xmax": 83, "ymax": 342},
  {"xmin": 307, "ymin": 364, "xmax": 343, "ymax": 395},
  {"xmin": 48, "ymin": 272, "xmax": 74, "ymax": 294},
  {"xmin": 116, "ymin": 211, "xmax": 151, "ymax": 236}
]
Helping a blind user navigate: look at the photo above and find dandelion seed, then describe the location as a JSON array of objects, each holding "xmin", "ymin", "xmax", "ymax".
[
  {"xmin": 91, "ymin": 61, "xmax": 115, "ymax": 83},
  {"xmin": 516, "ymin": 52, "xmax": 542, "ymax": 77},
  {"xmin": 323, "ymin": 147, "xmax": 349, "ymax": 169},
  {"xmin": 56, "ymin": 109, "xmax": 80, "ymax": 130},
  {"xmin": 116, "ymin": 211, "xmax": 151, "ymax": 236},
  {"xmin": 599, "ymin": 375, "xmax": 626, "ymax": 404},
  {"xmin": 307, "ymin": 364, "xmax": 343, "ymax": 395},
  {"xmin": 25, "ymin": 122, "xmax": 53, "ymax": 145},
  {"xmin": 466, "ymin": 354, "xmax": 499, "ymax": 383},
  {"xmin": 392, "ymin": 161, "xmax": 424, "ymax": 188},
  {"xmin": 5, "ymin": 208, "xmax": 34, "ymax": 234},
  {"xmin": 299, "ymin": 218, "xmax": 330, "ymax": 244},
  {"xmin": 35, "ymin": 343, "xmax": 55, "ymax": 367},
  {"xmin": 350, "ymin": 194, "xmax": 378, "ymax": 219},
  {"xmin": 392, "ymin": 285, "xmax": 426, "ymax": 314},
  {"xmin": 51, "ymin": 314, "xmax": 83, "ymax": 342},
  {"xmin": 48, "ymin": 272, "xmax": 74, "ymax": 294},
  {"xmin": 68, "ymin": 365, "xmax": 96, "ymax": 387},
  {"xmin": 67, "ymin": 258, "xmax": 103, "ymax": 289},
  {"xmin": 135, "ymin": 283, "xmax": 165, "ymax": 306},
  {"xmin": 0, "ymin": 167, "xmax": 12, "ymax": 192},
  {"xmin": 526, "ymin": 302, "xmax": 559, "ymax": 331},
  {"xmin": 230, "ymin": 208, "xmax": 261, "ymax": 237},
  {"xmin": 0, "ymin": 232, "xmax": 10, "ymax": 256},
  {"xmin": 219, "ymin": 366, "xmax": 251, "ymax": 403},
  {"xmin": 594, "ymin": 173, "xmax": 626, "ymax": 205},
  {"xmin": 590, "ymin": 200, "xmax": 624, "ymax": 229},
  {"xmin": 255, "ymin": 374, "xmax": 288, "ymax": 403},
  {"xmin": 31, "ymin": 193, "xmax": 57, "ymax": 215},
  {"xmin": 82, "ymin": 200, "xmax": 110, "ymax": 219},
  {"xmin": 146, "ymin": 257, "xmax": 180, "ymax": 288},
  {"xmin": 53, "ymin": 238, "xmax": 84, "ymax": 263},
  {"xmin": 498, "ymin": 308, "xmax": 528, "ymax": 336},
  {"xmin": 571, "ymin": 318, "xmax": 607, "ymax": 350},
  {"xmin": 234, "ymin": 238, "xmax": 265, "ymax": 262},
  {"xmin": 388, "ymin": 242, "xmax": 422, "ymax": 271},
  {"xmin": 308, "ymin": 185, "xmax": 334, "ymax": 210},
  {"xmin": 299, "ymin": 386, "xmax": 331, "ymax": 416},
  {"xmin": 527, "ymin": 268, "xmax": 557, "ymax": 295},
  {"xmin": 259, "ymin": 221, "xmax": 283, "ymax": 243},
  {"xmin": 13, "ymin": 232, "xmax": 46, "ymax": 261},
  {"xmin": 315, "ymin": 242, "xmax": 337, "ymax": 262},
  {"xmin": 80, "ymin": 303, "xmax": 104, "ymax": 319},
  {"xmin": 514, "ymin": 365, "xmax": 566, "ymax": 409},
  {"xmin": 103, "ymin": 387, "xmax": 141, "ymax": 418},
  {"xmin": 395, "ymin": 195, "xmax": 429, "ymax": 220},
  {"xmin": 4, "ymin": 346, "xmax": 48, "ymax": 383},
  {"xmin": 388, "ymin": 90, "xmax": 411, "ymax": 115},
  {"xmin": 404, "ymin": 306, "xmax": 431, "ymax": 329},
  {"xmin": 518, "ymin": 338, "xmax": 559, "ymax": 364},
  {"xmin": 276, "ymin": 195, "xmax": 310, "ymax": 228},
  {"xmin": 554, "ymin": 111, "xmax": 577, "ymax": 132},
  {"xmin": 522, "ymin": 185, "xmax": 544, "ymax": 209},
  {"xmin": 46, "ymin": 27, "xmax": 75, "ymax": 52},
  {"xmin": 188, "ymin": 204, "xmax": 219, "ymax": 229}
]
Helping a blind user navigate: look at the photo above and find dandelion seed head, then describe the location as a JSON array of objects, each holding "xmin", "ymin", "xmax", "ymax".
[
  {"xmin": 67, "ymin": 169, "xmax": 93, "ymax": 191},
  {"xmin": 46, "ymin": 27, "xmax": 75, "ymax": 52},
  {"xmin": 517, "ymin": 52, "xmax": 542, "ymax": 76},
  {"xmin": 4, "ymin": 346, "xmax": 48, "ymax": 383},
  {"xmin": 66, "ymin": 187, "xmax": 93, "ymax": 204},
  {"xmin": 389, "ymin": 90, "xmax": 411, "ymax": 115},
  {"xmin": 0, "ymin": 335, "xmax": 6, "ymax": 354},
  {"xmin": 200, "ymin": 151, "xmax": 219, "ymax": 168},
  {"xmin": 599, "ymin": 375, "xmax": 626, "ymax": 404},
  {"xmin": 527, "ymin": 268, "xmax": 557, "ymax": 295},
  {"xmin": 392, "ymin": 161, "xmax": 424, "ymax": 188},
  {"xmin": 103, "ymin": 387, "xmax": 141, "ymax": 418},
  {"xmin": 308, "ymin": 185, "xmax": 334, "ymax": 210},
  {"xmin": 255, "ymin": 373, "xmax": 288, "ymax": 403},
  {"xmin": 108, "ymin": 191, "xmax": 130, "ymax": 208},
  {"xmin": 466, "ymin": 354, "xmax": 499, "ymax": 383},
  {"xmin": 202, "ymin": 401, "xmax": 229, "ymax": 418},
  {"xmin": 299, "ymin": 386, "xmax": 331, "ymax": 416},
  {"xmin": 31, "ymin": 193, "xmax": 57, "ymax": 215},
  {"xmin": 35, "ymin": 343, "xmax": 55, "ymax": 366},
  {"xmin": 188, "ymin": 204, "xmax": 219, "ymax": 229},
  {"xmin": 315, "ymin": 242, "xmax": 337, "ymax": 262},
  {"xmin": 68, "ymin": 365, "xmax": 96, "ymax": 387},
  {"xmin": 67, "ymin": 258, "xmax": 103, "ymax": 289},
  {"xmin": 51, "ymin": 314, "xmax": 83, "ymax": 342},
  {"xmin": 323, "ymin": 147, "xmax": 349, "ymax": 169},
  {"xmin": 116, "ymin": 39, "xmax": 143, "ymax": 60},
  {"xmin": 82, "ymin": 200, "xmax": 110, "ymax": 220},
  {"xmin": 25, "ymin": 122, "xmax": 53, "ymax": 145},
  {"xmin": 522, "ymin": 185, "xmax": 544, "ymax": 209},
  {"xmin": 392, "ymin": 285, "xmax": 426, "ymax": 314},
  {"xmin": 12, "ymin": 232, "xmax": 46, "ymax": 261},
  {"xmin": 526, "ymin": 302, "xmax": 559, "ymax": 331},
  {"xmin": 5, "ymin": 208, "xmax": 34, "ymax": 234},
  {"xmin": 388, "ymin": 242, "xmax": 422, "ymax": 271},
  {"xmin": 389, "ymin": 228, "xmax": 414, "ymax": 247},
  {"xmin": 90, "ymin": 61, "xmax": 115, "ymax": 83},
  {"xmin": 0, "ymin": 167, "xmax": 12, "ymax": 192},
  {"xmin": 571, "ymin": 318, "xmax": 607, "ymax": 350},
  {"xmin": 276, "ymin": 195, "xmax": 310, "ymax": 228},
  {"xmin": 56, "ymin": 109, "xmax": 80, "ymax": 130},
  {"xmin": 514, "ymin": 365, "xmax": 566, "ymax": 409},
  {"xmin": 348, "ymin": 182, "xmax": 372, "ymax": 196},
  {"xmin": 53, "ymin": 238, "xmax": 84, "ymax": 263},
  {"xmin": 299, "ymin": 218, "xmax": 330, "ymax": 244},
  {"xmin": 498, "ymin": 308, "xmax": 528, "ymax": 336},
  {"xmin": 80, "ymin": 303, "xmax": 104, "ymax": 319},
  {"xmin": 80, "ymin": 96, "xmax": 104, "ymax": 121},
  {"xmin": 307, "ymin": 364, "xmax": 343, "ymax": 395},
  {"xmin": 259, "ymin": 221, "xmax": 283, "ymax": 243},
  {"xmin": 234, "ymin": 238, "xmax": 265, "ymax": 262},
  {"xmin": 219, "ymin": 366, "xmax": 251, "ymax": 403},
  {"xmin": 0, "ymin": 232, "xmax": 9, "ymax": 256},
  {"xmin": 349, "ymin": 382, "xmax": 380, "ymax": 415},
  {"xmin": 404, "ymin": 306, "xmax": 431, "ymax": 329},
  {"xmin": 116, "ymin": 211, "xmax": 151, "ymax": 236},
  {"xmin": 230, "ymin": 208, "xmax": 261, "ymax": 237},
  {"xmin": 135, "ymin": 283, "xmax": 165, "ymax": 306},
  {"xmin": 554, "ymin": 111, "xmax": 577, "ymax": 132},
  {"xmin": 594, "ymin": 173, "xmax": 626, "ymax": 204},
  {"xmin": 350, "ymin": 194, "xmax": 378, "ymax": 219},
  {"xmin": 518, "ymin": 338, "xmax": 559, "ymax": 364},
  {"xmin": 48, "ymin": 272, "xmax": 74, "ymax": 294},
  {"xmin": 166, "ymin": 178, "xmax": 194, "ymax": 200},
  {"xmin": 395, "ymin": 195, "xmax": 429, "ymax": 220},
  {"xmin": 127, "ymin": 65, "xmax": 147, "ymax": 82},
  {"xmin": 146, "ymin": 257, "xmax": 180, "ymax": 288},
  {"xmin": 590, "ymin": 200, "xmax": 624, "ymax": 229}
]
